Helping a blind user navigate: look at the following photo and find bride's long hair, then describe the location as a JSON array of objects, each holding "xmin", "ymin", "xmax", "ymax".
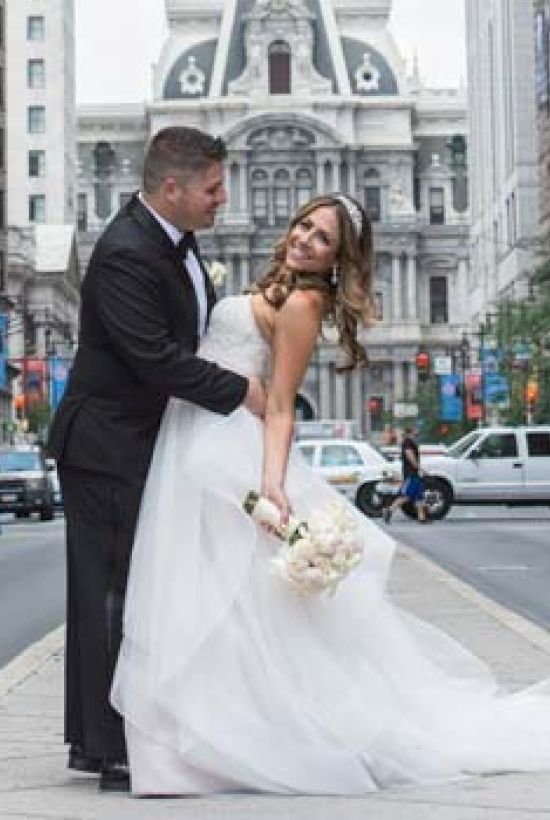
[{"xmin": 251, "ymin": 195, "xmax": 375, "ymax": 371}]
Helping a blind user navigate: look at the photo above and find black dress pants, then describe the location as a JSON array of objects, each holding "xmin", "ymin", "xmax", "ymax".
[{"xmin": 59, "ymin": 466, "xmax": 143, "ymax": 762}]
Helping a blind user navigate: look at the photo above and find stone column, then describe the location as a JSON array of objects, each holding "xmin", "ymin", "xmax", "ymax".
[
  {"xmin": 332, "ymin": 158, "xmax": 341, "ymax": 193},
  {"xmin": 392, "ymin": 253, "xmax": 402, "ymax": 322},
  {"xmin": 334, "ymin": 373, "xmax": 346, "ymax": 418},
  {"xmin": 393, "ymin": 361, "xmax": 405, "ymax": 402},
  {"xmin": 458, "ymin": 257, "xmax": 468, "ymax": 323},
  {"xmin": 224, "ymin": 164, "xmax": 232, "ymax": 212},
  {"xmin": 409, "ymin": 359, "xmax": 418, "ymax": 397},
  {"xmin": 406, "ymin": 253, "xmax": 417, "ymax": 320},
  {"xmin": 317, "ymin": 158, "xmax": 325, "ymax": 195},
  {"xmin": 241, "ymin": 254, "xmax": 250, "ymax": 289},
  {"xmin": 351, "ymin": 368, "xmax": 363, "ymax": 433},
  {"xmin": 239, "ymin": 161, "xmax": 248, "ymax": 214},
  {"xmin": 347, "ymin": 152, "xmax": 357, "ymax": 198},
  {"xmin": 319, "ymin": 362, "xmax": 331, "ymax": 418}
]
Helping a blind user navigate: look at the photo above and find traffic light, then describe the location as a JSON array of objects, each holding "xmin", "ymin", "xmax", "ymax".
[
  {"xmin": 450, "ymin": 134, "xmax": 467, "ymax": 171},
  {"xmin": 367, "ymin": 396, "xmax": 383, "ymax": 417},
  {"xmin": 14, "ymin": 394, "xmax": 25, "ymax": 421},
  {"xmin": 416, "ymin": 351, "xmax": 430, "ymax": 381},
  {"xmin": 525, "ymin": 380, "xmax": 539, "ymax": 405}
]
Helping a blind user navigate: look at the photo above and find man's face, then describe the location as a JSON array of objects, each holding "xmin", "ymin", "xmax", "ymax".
[{"xmin": 169, "ymin": 161, "xmax": 227, "ymax": 230}]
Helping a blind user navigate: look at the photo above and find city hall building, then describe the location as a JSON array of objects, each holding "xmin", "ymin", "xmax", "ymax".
[{"xmin": 76, "ymin": 0, "xmax": 470, "ymax": 438}]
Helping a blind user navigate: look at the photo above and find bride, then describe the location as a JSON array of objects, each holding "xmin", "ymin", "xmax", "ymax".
[{"xmin": 111, "ymin": 194, "xmax": 550, "ymax": 796}]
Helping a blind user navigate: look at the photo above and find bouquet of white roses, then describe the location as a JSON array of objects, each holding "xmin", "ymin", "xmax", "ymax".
[{"xmin": 243, "ymin": 491, "xmax": 363, "ymax": 597}]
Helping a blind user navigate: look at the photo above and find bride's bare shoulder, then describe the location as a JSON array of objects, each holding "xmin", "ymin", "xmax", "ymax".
[{"xmin": 277, "ymin": 289, "xmax": 325, "ymax": 324}]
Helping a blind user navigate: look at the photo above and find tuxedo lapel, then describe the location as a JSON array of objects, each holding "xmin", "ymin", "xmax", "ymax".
[
  {"xmin": 128, "ymin": 194, "xmax": 200, "ymax": 337},
  {"xmin": 186, "ymin": 234, "xmax": 217, "ymax": 323}
]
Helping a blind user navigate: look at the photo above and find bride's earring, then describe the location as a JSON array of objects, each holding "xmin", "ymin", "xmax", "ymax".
[{"xmin": 331, "ymin": 265, "xmax": 339, "ymax": 287}]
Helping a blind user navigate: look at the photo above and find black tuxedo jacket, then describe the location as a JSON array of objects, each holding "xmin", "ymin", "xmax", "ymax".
[{"xmin": 48, "ymin": 194, "xmax": 248, "ymax": 485}]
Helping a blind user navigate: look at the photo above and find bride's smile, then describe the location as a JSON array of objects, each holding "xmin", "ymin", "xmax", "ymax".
[{"xmin": 285, "ymin": 206, "xmax": 340, "ymax": 274}]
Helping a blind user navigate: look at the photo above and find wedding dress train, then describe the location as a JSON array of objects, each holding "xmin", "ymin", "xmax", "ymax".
[{"xmin": 111, "ymin": 295, "xmax": 550, "ymax": 796}]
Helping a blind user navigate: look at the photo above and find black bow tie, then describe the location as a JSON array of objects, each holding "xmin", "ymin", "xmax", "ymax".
[{"xmin": 176, "ymin": 231, "xmax": 194, "ymax": 261}]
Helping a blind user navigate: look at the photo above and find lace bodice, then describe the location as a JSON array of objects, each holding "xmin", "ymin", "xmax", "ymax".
[{"xmin": 198, "ymin": 295, "xmax": 271, "ymax": 378}]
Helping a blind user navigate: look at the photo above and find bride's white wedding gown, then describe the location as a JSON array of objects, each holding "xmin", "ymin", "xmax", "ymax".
[{"xmin": 111, "ymin": 294, "xmax": 550, "ymax": 796}]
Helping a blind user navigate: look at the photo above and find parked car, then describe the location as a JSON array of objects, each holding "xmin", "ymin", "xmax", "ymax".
[
  {"xmin": 295, "ymin": 437, "xmax": 399, "ymax": 515},
  {"xmin": 418, "ymin": 426, "xmax": 550, "ymax": 520},
  {"xmin": 45, "ymin": 458, "xmax": 63, "ymax": 508},
  {"xmin": 0, "ymin": 445, "xmax": 55, "ymax": 521},
  {"xmin": 294, "ymin": 419, "xmax": 360, "ymax": 441}
]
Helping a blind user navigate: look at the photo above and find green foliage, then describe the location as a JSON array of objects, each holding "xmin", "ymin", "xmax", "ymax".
[
  {"xmin": 483, "ymin": 247, "xmax": 550, "ymax": 424},
  {"xmin": 413, "ymin": 379, "xmax": 475, "ymax": 444},
  {"xmin": 27, "ymin": 401, "xmax": 52, "ymax": 438}
]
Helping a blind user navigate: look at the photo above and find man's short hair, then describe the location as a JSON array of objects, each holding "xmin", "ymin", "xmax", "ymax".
[{"xmin": 142, "ymin": 127, "xmax": 227, "ymax": 193}]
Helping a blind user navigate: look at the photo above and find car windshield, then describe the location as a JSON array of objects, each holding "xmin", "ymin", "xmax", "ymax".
[
  {"xmin": 0, "ymin": 451, "xmax": 42, "ymax": 472},
  {"xmin": 446, "ymin": 431, "xmax": 482, "ymax": 458},
  {"xmin": 365, "ymin": 441, "xmax": 390, "ymax": 462}
]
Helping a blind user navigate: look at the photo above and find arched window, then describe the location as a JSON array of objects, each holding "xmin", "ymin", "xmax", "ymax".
[
  {"xmin": 273, "ymin": 168, "xmax": 291, "ymax": 226},
  {"xmin": 295, "ymin": 168, "xmax": 313, "ymax": 207},
  {"xmin": 269, "ymin": 41, "xmax": 291, "ymax": 94},
  {"xmin": 251, "ymin": 169, "xmax": 269, "ymax": 226}
]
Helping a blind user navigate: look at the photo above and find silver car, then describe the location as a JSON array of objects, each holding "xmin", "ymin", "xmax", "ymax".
[
  {"xmin": 0, "ymin": 446, "xmax": 55, "ymax": 521},
  {"xmin": 295, "ymin": 437, "xmax": 398, "ymax": 516}
]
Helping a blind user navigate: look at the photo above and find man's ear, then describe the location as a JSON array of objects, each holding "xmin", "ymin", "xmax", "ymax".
[{"xmin": 163, "ymin": 177, "xmax": 178, "ymax": 197}]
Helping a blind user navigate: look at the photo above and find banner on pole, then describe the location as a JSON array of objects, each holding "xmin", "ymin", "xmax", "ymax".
[
  {"xmin": 49, "ymin": 357, "xmax": 70, "ymax": 410},
  {"xmin": 465, "ymin": 373, "xmax": 484, "ymax": 421},
  {"xmin": 440, "ymin": 375, "xmax": 463, "ymax": 422},
  {"xmin": 0, "ymin": 315, "xmax": 7, "ymax": 391}
]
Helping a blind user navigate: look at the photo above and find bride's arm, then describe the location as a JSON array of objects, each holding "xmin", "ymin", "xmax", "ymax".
[{"xmin": 261, "ymin": 290, "xmax": 325, "ymax": 522}]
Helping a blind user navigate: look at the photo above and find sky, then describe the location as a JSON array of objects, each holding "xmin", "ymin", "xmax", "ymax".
[{"xmin": 75, "ymin": 0, "xmax": 467, "ymax": 105}]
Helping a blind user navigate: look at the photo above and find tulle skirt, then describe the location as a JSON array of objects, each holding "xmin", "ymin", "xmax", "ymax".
[{"xmin": 111, "ymin": 399, "xmax": 550, "ymax": 796}]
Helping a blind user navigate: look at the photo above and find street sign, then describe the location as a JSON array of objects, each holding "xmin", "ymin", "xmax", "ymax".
[
  {"xmin": 433, "ymin": 355, "xmax": 453, "ymax": 376},
  {"xmin": 393, "ymin": 402, "xmax": 419, "ymax": 419}
]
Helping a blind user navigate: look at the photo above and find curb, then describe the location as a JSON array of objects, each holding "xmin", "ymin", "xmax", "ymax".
[
  {"xmin": 0, "ymin": 624, "xmax": 65, "ymax": 701},
  {"xmin": 397, "ymin": 542, "xmax": 550, "ymax": 654}
]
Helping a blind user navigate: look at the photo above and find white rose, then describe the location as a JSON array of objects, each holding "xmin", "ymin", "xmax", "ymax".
[{"xmin": 208, "ymin": 261, "xmax": 228, "ymax": 286}]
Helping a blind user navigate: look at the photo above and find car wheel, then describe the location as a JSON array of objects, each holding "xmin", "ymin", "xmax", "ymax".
[
  {"xmin": 355, "ymin": 482, "xmax": 385, "ymax": 518},
  {"xmin": 15, "ymin": 511, "xmax": 29, "ymax": 519},
  {"xmin": 40, "ymin": 506, "xmax": 55, "ymax": 522},
  {"xmin": 401, "ymin": 478, "xmax": 453, "ymax": 521}
]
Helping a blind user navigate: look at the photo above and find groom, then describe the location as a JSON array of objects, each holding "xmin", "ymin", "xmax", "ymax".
[{"xmin": 48, "ymin": 126, "xmax": 265, "ymax": 791}]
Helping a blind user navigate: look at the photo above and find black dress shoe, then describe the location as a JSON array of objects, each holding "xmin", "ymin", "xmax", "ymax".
[
  {"xmin": 99, "ymin": 762, "xmax": 130, "ymax": 792},
  {"xmin": 67, "ymin": 744, "xmax": 102, "ymax": 774}
]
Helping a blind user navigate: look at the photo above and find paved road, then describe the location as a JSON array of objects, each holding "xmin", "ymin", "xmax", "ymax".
[
  {"xmin": 386, "ymin": 509, "xmax": 550, "ymax": 630},
  {"xmin": 0, "ymin": 515, "xmax": 65, "ymax": 668}
]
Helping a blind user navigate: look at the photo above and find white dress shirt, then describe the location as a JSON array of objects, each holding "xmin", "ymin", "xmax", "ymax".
[{"xmin": 138, "ymin": 193, "xmax": 207, "ymax": 338}]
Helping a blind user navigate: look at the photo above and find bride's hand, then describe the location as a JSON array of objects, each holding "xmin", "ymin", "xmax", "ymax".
[{"xmin": 261, "ymin": 481, "xmax": 290, "ymax": 529}]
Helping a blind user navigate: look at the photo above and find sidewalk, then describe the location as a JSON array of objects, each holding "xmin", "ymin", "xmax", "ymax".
[{"xmin": 2, "ymin": 544, "xmax": 550, "ymax": 820}]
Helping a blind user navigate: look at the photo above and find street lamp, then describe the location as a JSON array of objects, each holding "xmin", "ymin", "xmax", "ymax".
[{"xmin": 459, "ymin": 332, "xmax": 470, "ymax": 424}]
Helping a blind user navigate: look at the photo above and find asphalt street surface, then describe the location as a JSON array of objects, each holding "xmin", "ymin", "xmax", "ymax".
[
  {"xmin": 386, "ymin": 507, "xmax": 550, "ymax": 630},
  {"xmin": 0, "ymin": 515, "xmax": 65, "ymax": 667}
]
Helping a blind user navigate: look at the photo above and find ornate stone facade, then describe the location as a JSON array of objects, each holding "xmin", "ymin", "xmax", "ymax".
[{"xmin": 76, "ymin": 0, "xmax": 470, "ymax": 439}]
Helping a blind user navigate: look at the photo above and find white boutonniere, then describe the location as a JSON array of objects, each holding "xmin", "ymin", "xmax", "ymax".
[{"xmin": 207, "ymin": 260, "xmax": 228, "ymax": 286}]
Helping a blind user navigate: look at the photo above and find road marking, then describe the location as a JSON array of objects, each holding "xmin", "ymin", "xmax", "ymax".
[
  {"xmin": 0, "ymin": 624, "xmax": 65, "ymax": 701},
  {"xmin": 477, "ymin": 565, "xmax": 532, "ymax": 572}
]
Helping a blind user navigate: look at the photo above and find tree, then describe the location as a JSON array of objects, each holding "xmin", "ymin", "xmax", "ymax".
[
  {"xmin": 27, "ymin": 400, "xmax": 52, "ymax": 441},
  {"xmin": 484, "ymin": 249, "xmax": 550, "ymax": 424}
]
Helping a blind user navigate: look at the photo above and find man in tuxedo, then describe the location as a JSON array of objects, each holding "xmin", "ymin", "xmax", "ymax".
[{"xmin": 48, "ymin": 127, "xmax": 265, "ymax": 791}]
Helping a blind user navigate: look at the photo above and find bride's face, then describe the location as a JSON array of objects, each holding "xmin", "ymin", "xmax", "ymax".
[{"xmin": 285, "ymin": 206, "xmax": 340, "ymax": 275}]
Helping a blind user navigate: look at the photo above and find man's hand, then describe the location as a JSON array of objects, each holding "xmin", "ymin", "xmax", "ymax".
[{"xmin": 243, "ymin": 376, "xmax": 266, "ymax": 418}]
